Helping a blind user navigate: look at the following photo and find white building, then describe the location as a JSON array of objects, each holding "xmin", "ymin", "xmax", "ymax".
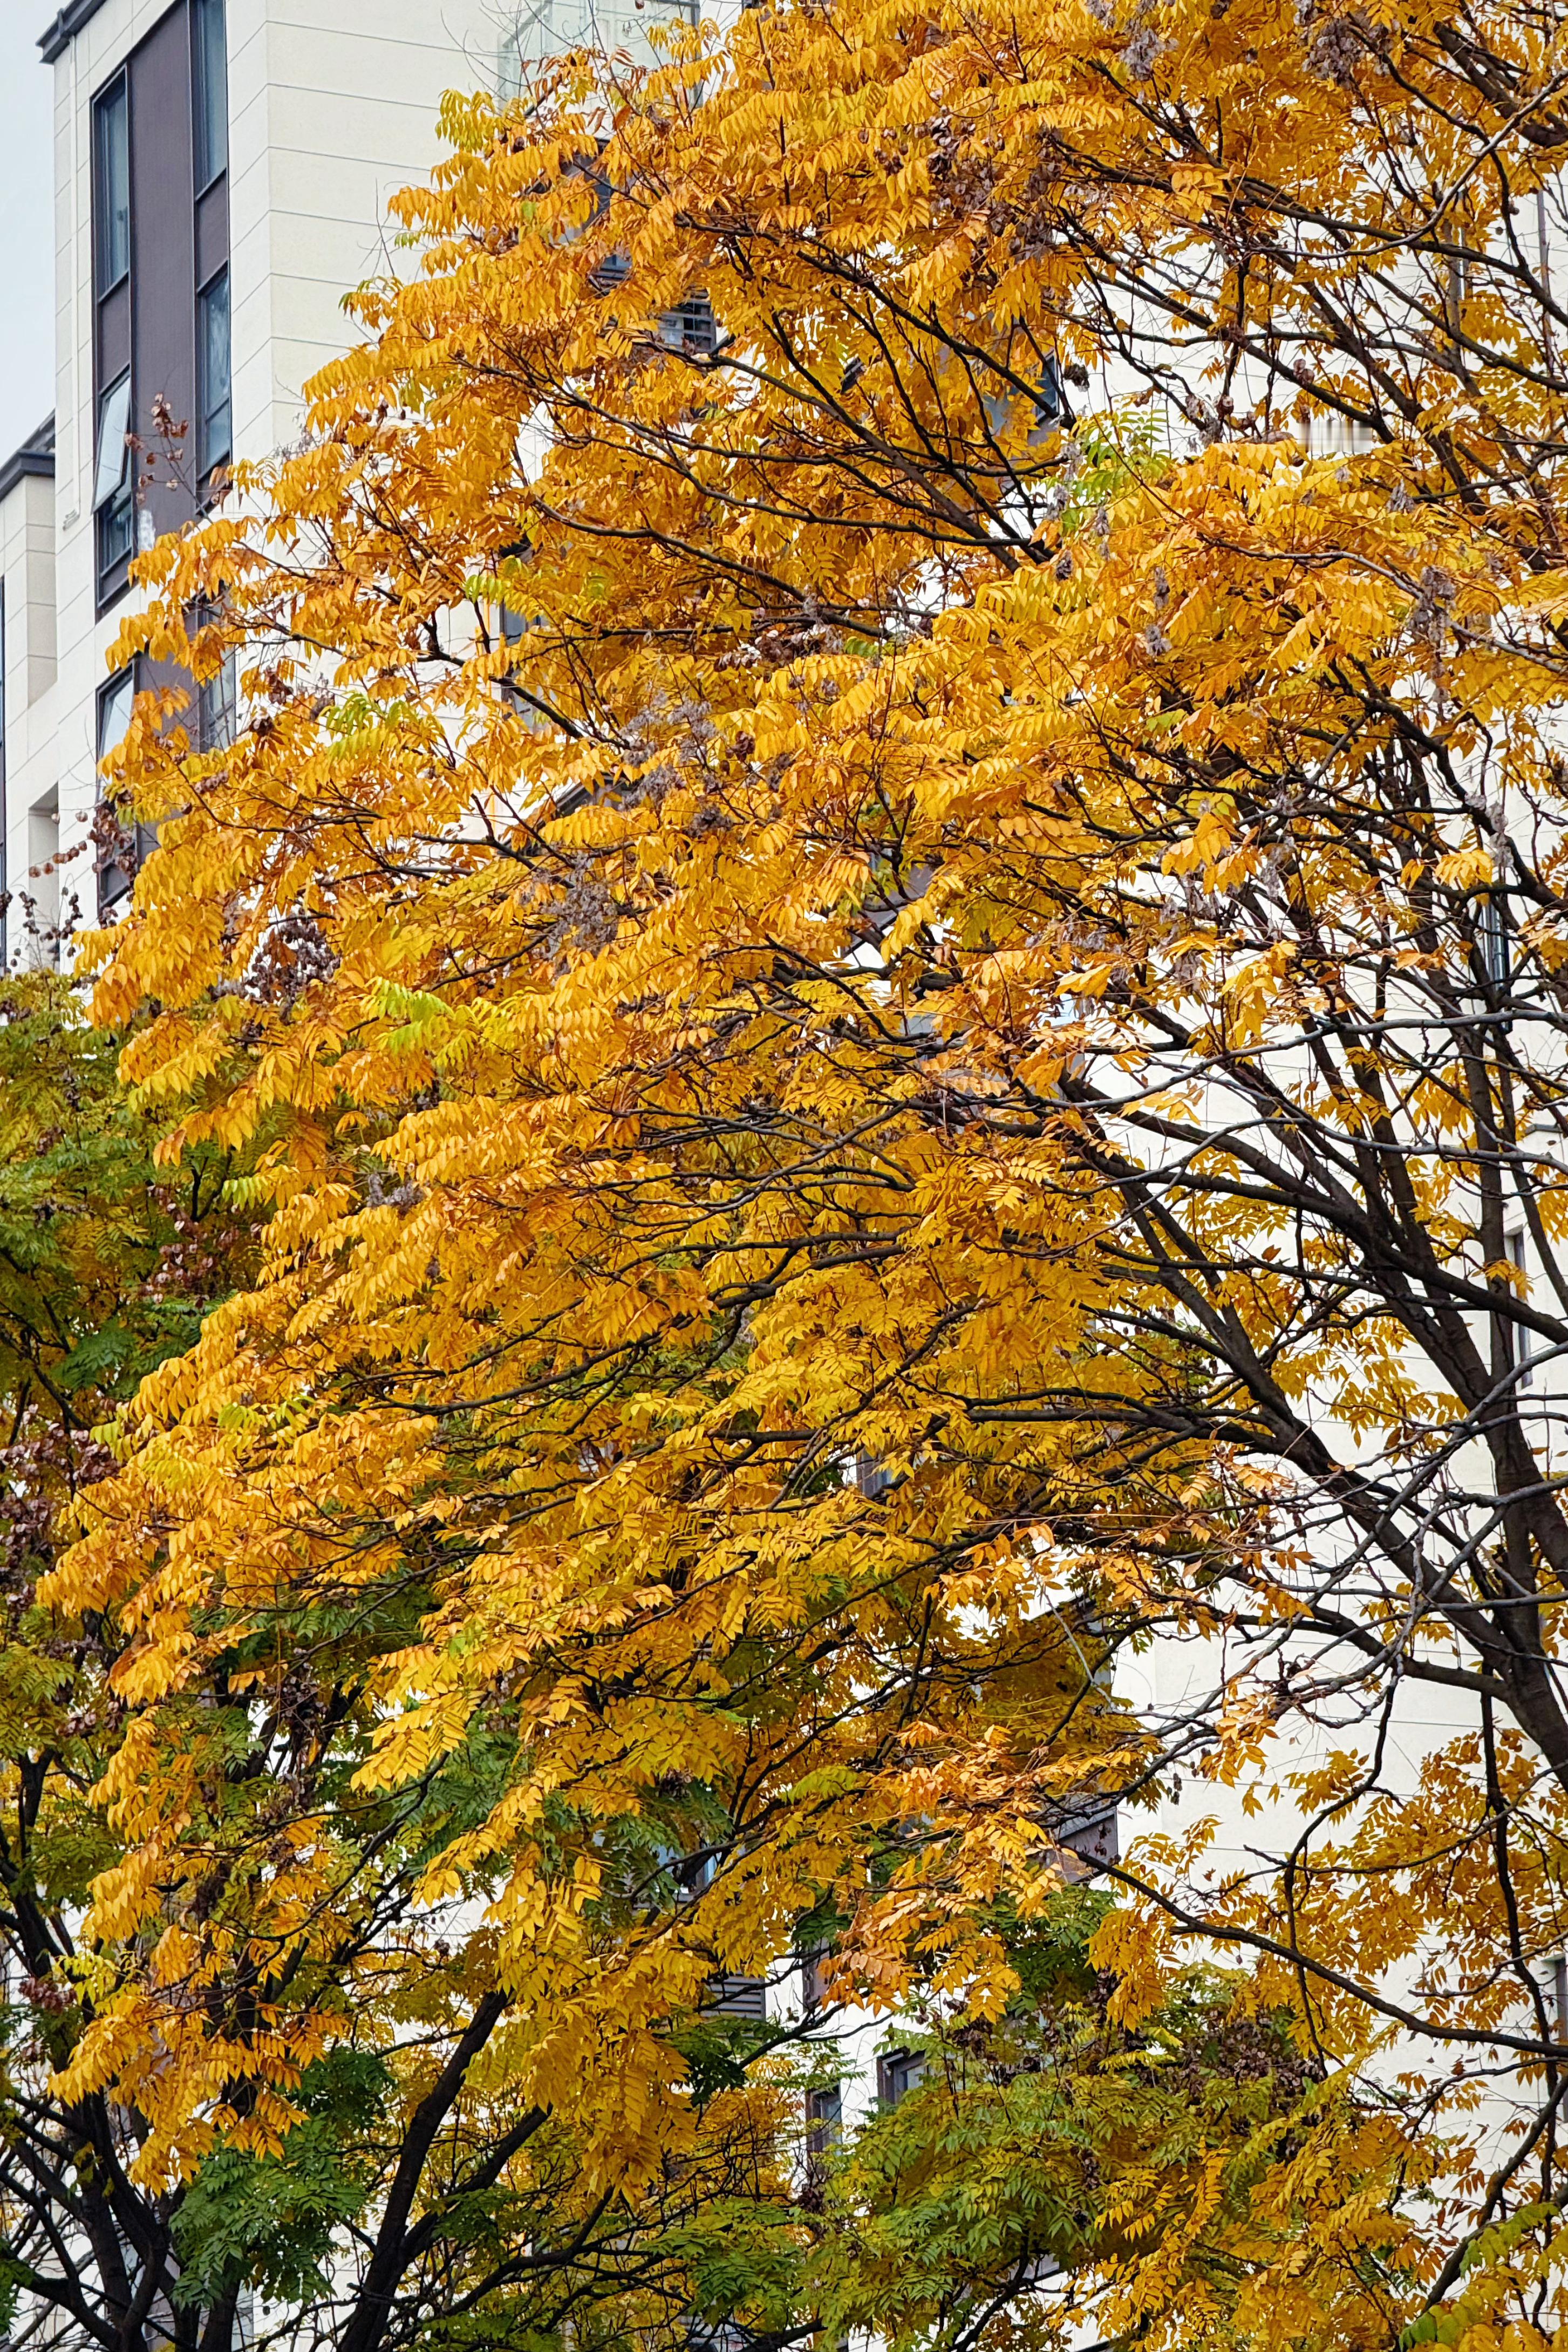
[{"xmin": 0, "ymin": 0, "xmax": 693, "ymax": 963}]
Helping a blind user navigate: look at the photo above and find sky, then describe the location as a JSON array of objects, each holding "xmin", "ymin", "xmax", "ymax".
[{"xmin": 0, "ymin": 2, "xmax": 57, "ymax": 465}]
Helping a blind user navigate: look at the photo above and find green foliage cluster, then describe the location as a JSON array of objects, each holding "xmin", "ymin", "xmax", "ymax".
[
  {"xmin": 660, "ymin": 1893, "xmax": 1328, "ymax": 2352},
  {"xmin": 173, "ymin": 2053, "xmax": 394, "ymax": 2309}
]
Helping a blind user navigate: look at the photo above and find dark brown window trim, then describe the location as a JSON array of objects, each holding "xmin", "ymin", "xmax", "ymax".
[
  {"xmin": 94, "ymin": 660, "xmax": 142, "ymax": 916},
  {"xmin": 196, "ymin": 261, "xmax": 231, "ymax": 485},
  {"xmin": 93, "ymin": 70, "xmax": 131, "ymax": 296},
  {"xmin": 93, "ymin": 369, "xmax": 135, "ymax": 613},
  {"xmin": 192, "ymin": 0, "xmax": 228, "ymax": 193},
  {"xmin": 876, "ymin": 2048, "xmax": 926, "ymax": 2109}
]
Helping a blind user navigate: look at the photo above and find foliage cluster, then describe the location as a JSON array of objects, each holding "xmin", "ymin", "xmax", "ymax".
[{"xmin": 4, "ymin": 0, "xmax": 1568, "ymax": 2343}]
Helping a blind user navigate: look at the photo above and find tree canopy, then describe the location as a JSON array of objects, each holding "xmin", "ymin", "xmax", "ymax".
[{"xmin": 31, "ymin": 0, "xmax": 1568, "ymax": 2342}]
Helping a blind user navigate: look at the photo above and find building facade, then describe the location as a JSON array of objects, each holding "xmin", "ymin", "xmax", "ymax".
[{"xmin": 0, "ymin": 0, "xmax": 693, "ymax": 962}]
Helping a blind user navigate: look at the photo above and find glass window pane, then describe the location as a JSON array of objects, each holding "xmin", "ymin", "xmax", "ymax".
[
  {"xmin": 197, "ymin": 653, "xmax": 236, "ymax": 752},
  {"xmin": 96, "ymin": 456, "xmax": 136, "ymax": 592},
  {"xmin": 97, "ymin": 496, "xmax": 135, "ymax": 587},
  {"xmin": 805, "ymin": 2082, "xmax": 842, "ymax": 2158},
  {"xmin": 94, "ymin": 77, "xmax": 129, "ymax": 294},
  {"xmin": 657, "ymin": 294, "xmax": 717, "ymax": 354},
  {"xmin": 96, "ymin": 667, "xmax": 139, "ymax": 912},
  {"xmin": 93, "ymin": 374, "xmax": 132, "ymax": 512},
  {"xmin": 199, "ymin": 270, "xmax": 231, "ymax": 478},
  {"xmin": 193, "ymin": 0, "xmax": 228, "ymax": 189},
  {"xmin": 97, "ymin": 670, "xmax": 134, "ymax": 760}
]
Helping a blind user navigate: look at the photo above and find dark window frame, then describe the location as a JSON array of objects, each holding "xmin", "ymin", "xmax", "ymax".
[
  {"xmin": 1478, "ymin": 886, "xmax": 1511, "ymax": 993},
  {"xmin": 93, "ymin": 369, "xmax": 136, "ymax": 604},
  {"xmin": 197, "ymin": 263, "xmax": 232, "ymax": 486},
  {"xmin": 93, "ymin": 1, "xmax": 233, "ymax": 609},
  {"xmin": 804, "ymin": 2082, "xmax": 842, "ymax": 2160},
  {"xmin": 92, "ymin": 56, "xmax": 133, "ymax": 613},
  {"xmin": 800, "ymin": 1950, "xmax": 833, "ymax": 2015},
  {"xmin": 93, "ymin": 70, "xmax": 131, "ymax": 298},
  {"xmin": 195, "ymin": 646, "xmax": 237, "ymax": 752},
  {"xmin": 95, "ymin": 662, "xmax": 142, "ymax": 917},
  {"xmin": 98, "ymin": 664, "xmax": 137, "ymax": 760},
  {"xmin": 1504, "ymin": 1229, "xmax": 1537, "ymax": 1389},
  {"xmin": 657, "ymin": 292, "xmax": 718, "ymax": 357},
  {"xmin": 876, "ymin": 2049, "xmax": 925, "ymax": 2110},
  {"xmin": 1054, "ymin": 1802, "xmax": 1120, "ymax": 1876},
  {"xmin": 192, "ymin": 0, "xmax": 228, "ymax": 194},
  {"xmin": 705, "ymin": 1974, "xmax": 767, "ymax": 2021}
]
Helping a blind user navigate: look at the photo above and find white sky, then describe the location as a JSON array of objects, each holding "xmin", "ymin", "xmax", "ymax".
[{"xmin": 0, "ymin": 3, "xmax": 56, "ymax": 463}]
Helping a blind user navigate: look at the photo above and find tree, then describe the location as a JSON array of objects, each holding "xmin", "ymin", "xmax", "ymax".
[
  {"xmin": 607, "ymin": 1888, "xmax": 1410, "ymax": 2352},
  {"xmin": 50, "ymin": 0, "xmax": 1568, "ymax": 2339},
  {"xmin": 0, "ymin": 978, "xmax": 254, "ymax": 2352}
]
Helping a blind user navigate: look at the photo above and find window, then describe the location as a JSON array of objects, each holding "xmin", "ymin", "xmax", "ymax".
[
  {"xmin": 91, "ymin": 58, "xmax": 135, "ymax": 610},
  {"xmin": 705, "ymin": 1974, "xmax": 767, "ymax": 2020},
  {"xmin": 877, "ymin": 2049, "xmax": 926, "ymax": 2109},
  {"xmin": 192, "ymin": 598, "xmax": 237, "ymax": 748},
  {"xmin": 27, "ymin": 795, "xmax": 60, "ymax": 962},
  {"xmin": 1055, "ymin": 1802, "xmax": 1120, "ymax": 1874},
  {"xmin": 1034, "ymin": 353, "xmax": 1063, "ymax": 428},
  {"xmin": 94, "ymin": 373, "xmax": 135, "ymax": 589},
  {"xmin": 589, "ymin": 0, "xmax": 699, "ymax": 55},
  {"xmin": 672, "ymin": 1847, "xmax": 717, "ymax": 1900},
  {"xmin": 196, "ymin": 652, "xmax": 237, "ymax": 752},
  {"xmin": 198, "ymin": 268, "xmax": 231, "ymax": 480},
  {"xmin": 1505, "ymin": 1231, "xmax": 1536, "ymax": 1389},
  {"xmin": 93, "ymin": 374, "xmax": 132, "ymax": 513},
  {"xmin": 1307, "ymin": 408, "xmax": 1377, "ymax": 460},
  {"xmin": 1479, "ymin": 888, "xmax": 1510, "ymax": 995},
  {"xmin": 193, "ymin": 0, "xmax": 228, "ymax": 190},
  {"xmin": 685, "ymin": 2327, "xmax": 748, "ymax": 2352},
  {"xmin": 99, "ymin": 668, "xmax": 135, "ymax": 758},
  {"xmin": 805, "ymin": 2083, "xmax": 842, "ymax": 2160},
  {"xmin": 93, "ymin": 1, "xmax": 230, "ymax": 597},
  {"xmin": 502, "ymin": 0, "xmax": 695, "ymax": 90},
  {"xmin": 657, "ymin": 294, "xmax": 718, "ymax": 356},
  {"xmin": 980, "ymin": 355, "xmax": 1068, "ymax": 454},
  {"xmin": 93, "ymin": 74, "xmax": 131, "ymax": 296},
  {"xmin": 590, "ymin": 249, "xmax": 633, "ymax": 294},
  {"xmin": 96, "ymin": 667, "xmax": 138, "ymax": 914},
  {"xmin": 850, "ymin": 1451, "xmax": 892, "ymax": 1499}
]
